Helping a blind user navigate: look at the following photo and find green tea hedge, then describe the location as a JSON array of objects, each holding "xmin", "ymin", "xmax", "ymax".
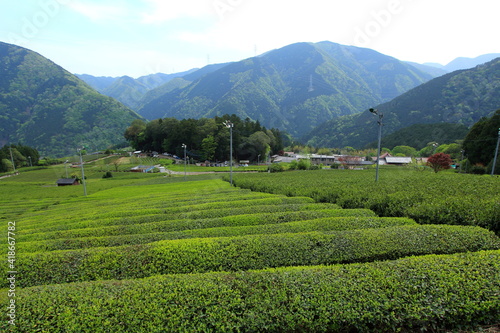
[
  {"xmin": 19, "ymin": 208, "xmax": 375, "ymax": 242},
  {"xmin": 6, "ymin": 250, "xmax": 500, "ymax": 332},
  {"xmin": 229, "ymin": 170, "xmax": 500, "ymax": 233},
  {"xmin": 14, "ymin": 225, "xmax": 500, "ymax": 288},
  {"xmin": 19, "ymin": 217, "xmax": 416, "ymax": 252}
]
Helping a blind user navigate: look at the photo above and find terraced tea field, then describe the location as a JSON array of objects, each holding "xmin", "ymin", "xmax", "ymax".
[{"xmin": 1, "ymin": 169, "xmax": 499, "ymax": 332}]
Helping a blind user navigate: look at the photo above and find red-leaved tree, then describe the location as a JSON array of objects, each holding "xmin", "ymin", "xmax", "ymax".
[{"xmin": 427, "ymin": 153, "xmax": 453, "ymax": 173}]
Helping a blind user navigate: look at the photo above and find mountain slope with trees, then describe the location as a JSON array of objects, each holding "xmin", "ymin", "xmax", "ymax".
[
  {"xmin": 367, "ymin": 123, "xmax": 469, "ymax": 150},
  {"xmin": 137, "ymin": 42, "xmax": 433, "ymax": 138},
  {"xmin": 0, "ymin": 42, "xmax": 142, "ymax": 157},
  {"xmin": 76, "ymin": 67, "xmax": 224, "ymax": 110},
  {"xmin": 463, "ymin": 109, "xmax": 500, "ymax": 174},
  {"xmin": 303, "ymin": 57, "xmax": 500, "ymax": 148}
]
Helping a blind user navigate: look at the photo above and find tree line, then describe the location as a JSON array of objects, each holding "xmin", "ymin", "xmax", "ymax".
[
  {"xmin": 124, "ymin": 115, "xmax": 289, "ymax": 162},
  {"xmin": 0, "ymin": 144, "xmax": 40, "ymax": 173}
]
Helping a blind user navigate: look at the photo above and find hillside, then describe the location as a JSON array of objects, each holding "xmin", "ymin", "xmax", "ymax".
[
  {"xmin": 303, "ymin": 57, "xmax": 500, "ymax": 148},
  {"xmin": 137, "ymin": 42, "xmax": 433, "ymax": 137},
  {"xmin": 76, "ymin": 67, "xmax": 218, "ymax": 110},
  {"xmin": 367, "ymin": 123, "xmax": 469, "ymax": 150},
  {"xmin": 0, "ymin": 42, "xmax": 142, "ymax": 157},
  {"xmin": 438, "ymin": 53, "xmax": 500, "ymax": 72}
]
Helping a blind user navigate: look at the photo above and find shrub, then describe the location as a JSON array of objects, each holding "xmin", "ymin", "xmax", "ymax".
[
  {"xmin": 7, "ymin": 250, "xmax": 500, "ymax": 332},
  {"xmin": 13, "ymin": 225, "xmax": 499, "ymax": 288},
  {"xmin": 102, "ymin": 171, "xmax": 113, "ymax": 178},
  {"xmin": 470, "ymin": 164, "xmax": 487, "ymax": 174},
  {"xmin": 268, "ymin": 163, "xmax": 285, "ymax": 173},
  {"xmin": 231, "ymin": 170, "xmax": 500, "ymax": 233},
  {"xmin": 297, "ymin": 159, "xmax": 311, "ymax": 170},
  {"xmin": 19, "ymin": 217, "xmax": 416, "ymax": 252}
]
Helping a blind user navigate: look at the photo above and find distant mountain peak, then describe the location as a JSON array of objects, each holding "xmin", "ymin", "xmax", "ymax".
[
  {"xmin": 303, "ymin": 57, "xmax": 500, "ymax": 148},
  {"xmin": 136, "ymin": 41, "xmax": 433, "ymax": 138}
]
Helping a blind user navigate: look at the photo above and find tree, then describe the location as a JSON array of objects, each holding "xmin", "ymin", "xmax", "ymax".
[
  {"xmin": 201, "ymin": 135, "xmax": 217, "ymax": 161},
  {"xmin": 112, "ymin": 158, "xmax": 122, "ymax": 172},
  {"xmin": 462, "ymin": 109, "xmax": 500, "ymax": 167},
  {"xmin": 392, "ymin": 145, "xmax": 417, "ymax": 157},
  {"xmin": 427, "ymin": 153, "xmax": 453, "ymax": 173},
  {"xmin": 124, "ymin": 119, "xmax": 147, "ymax": 150}
]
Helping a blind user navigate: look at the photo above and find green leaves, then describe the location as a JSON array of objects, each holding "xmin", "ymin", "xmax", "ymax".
[
  {"xmin": 7, "ymin": 250, "xmax": 500, "ymax": 332},
  {"xmin": 12, "ymin": 225, "xmax": 499, "ymax": 288},
  {"xmin": 231, "ymin": 169, "xmax": 500, "ymax": 233}
]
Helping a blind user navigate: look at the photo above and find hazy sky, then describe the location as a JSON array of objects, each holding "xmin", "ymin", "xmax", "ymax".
[{"xmin": 1, "ymin": 0, "xmax": 499, "ymax": 77}]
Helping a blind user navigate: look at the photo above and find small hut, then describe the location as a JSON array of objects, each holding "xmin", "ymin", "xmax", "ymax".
[{"xmin": 56, "ymin": 178, "xmax": 79, "ymax": 186}]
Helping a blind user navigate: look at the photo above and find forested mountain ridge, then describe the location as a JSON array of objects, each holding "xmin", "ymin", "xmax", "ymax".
[
  {"xmin": 303, "ymin": 57, "xmax": 500, "ymax": 148},
  {"xmin": 137, "ymin": 41, "xmax": 434, "ymax": 137},
  {"xmin": 76, "ymin": 67, "xmax": 223, "ymax": 110},
  {"xmin": 0, "ymin": 42, "xmax": 142, "ymax": 157}
]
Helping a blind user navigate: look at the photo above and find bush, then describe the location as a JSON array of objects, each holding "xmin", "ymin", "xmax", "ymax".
[
  {"xmin": 102, "ymin": 171, "xmax": 113, "ymax": 178},
  {"xmin": 8, "ymin": 250, "xmax": 500, "ymax": 332},
  {"xmin": 297, "ymin": 159, "xmax": 311, "ymax": 170},
  {"xmin": 19, "ymin": 216, "xmax": 416, "ymax": 252},
  {"xmin": 13, "ymin": 225, "xmax": 499, "ymax": 288},
  {"xmin": 470, "ymin": 164, "xmax": 487, "ymax": 174},
  {"xmin": 231, "ymin": 170, "xmax": 500, "ymax": 233},
  {"xmin": 268, "ymin": 163, "xmax": 285, "ymax": 173}
]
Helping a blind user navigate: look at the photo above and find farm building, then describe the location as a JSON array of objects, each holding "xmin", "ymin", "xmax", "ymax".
[
  {"xmin": 310, "ymin": 154, "xmax": 339, "ymax": 166},
  {"xmin": 374, "ymin": 153, "xmax": 413, "ymax": 165},
  {"xmin": 56, "ymin": 178, "xmax": 79, "ymax": 186}
]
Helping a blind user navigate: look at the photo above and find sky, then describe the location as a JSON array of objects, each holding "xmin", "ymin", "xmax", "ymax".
[{"xmin": 1, "ymin": 0, "xmax": 499, "ymax": 78}]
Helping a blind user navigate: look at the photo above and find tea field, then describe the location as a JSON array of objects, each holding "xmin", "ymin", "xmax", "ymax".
[
  {"xmin": 1, "ymin": 166, "xmax": 499, "ymax": 332},
  {"xmin": 229, "ymin": 169, "xmax": 500, "ymax": 234}
]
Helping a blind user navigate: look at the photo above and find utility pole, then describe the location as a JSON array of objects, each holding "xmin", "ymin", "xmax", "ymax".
[
  {"xmin": 78, "ymin": 148, "xmax": 87, "ymax": 196},
  {"xmin": 8, "ymin": 147, "xmax": 16, "ymax": 172},
  {"xmin": 369, "ymin": 108, "xmax": 383, "ymax": 182},
  {"xmin": 223, "ymin": 120, "xmax": 234, "ymax": 186},
  {"xmin": 182, "ymin": 143, "xmax": 187, "ymax": 181},
  {"xmin": 491, "ymin": 128, "xmax": 500, "ymax": 176}
]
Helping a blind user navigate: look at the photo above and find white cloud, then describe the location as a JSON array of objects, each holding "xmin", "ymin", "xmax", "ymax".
[
  {"xmin": 65, "ymin": 1, "xmax": 131, "ymax": 22},
  {"xmin": 140, "ymin": 0, "xmax": 215, "ymax": 24},
  {"xmin": 4, "ymin": 0, "xmax": 498, "ymax": 77}
]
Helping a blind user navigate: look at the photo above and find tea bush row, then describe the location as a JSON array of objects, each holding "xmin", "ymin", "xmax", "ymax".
[
  {"xmin": 19, "ymin": 208, "xmax": 374, "ymax": 242},
  {"xmin": 13, "ymin": 225, "xmax": 500, "ymax": 288},
  {"xmin": 21, "ymin": 198, "xmax": 323, "ymax": 234},
  {"xmin": 6, "ymin": 250, "xmax": 500, "ymax": 332},
  {"xmin": 229, "ymin": 170, "xmax": 500, "ymax": 233},
  {"xmin": 19, "ymin": 186, "xmax": 281, "ymax": 229},
  {"xmin": 18, "ymin": 216, "xmax": 416, "ymax": 252}
]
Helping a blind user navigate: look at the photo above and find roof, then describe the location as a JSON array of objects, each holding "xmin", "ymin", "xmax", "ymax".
[
  {"xmin": 385, "ymin": 157, "xmax": 412, "ymax": 164},
  {"xmin": 56, "ymin": 178, "xmax": 78, "ymax": 185},
  {"xmin": 273, "ymin": 156, "xmax": 297, "ymax": 163}
]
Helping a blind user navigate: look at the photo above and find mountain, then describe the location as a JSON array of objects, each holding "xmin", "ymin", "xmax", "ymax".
[
  {"xmin": 444, "ymin": 53, "xmax": 500, "ymax": 72},
  {"xmin": 76, "ymin": 68, "xmax": 211, "ymax": 109},
  {"xmin": 100, "ymin": 76, "xmax": 150, "ymax": 110},
  {"xmin": 303, "ymin": 57, "xmax": 500, "ymax": 148},
  {"xmin": 137, "ymin": 41, "xmax": 434, "ymax": 137},
  {"xmin": 74, "ymin": 74, "xmax": 116, "ymax": 93},
  {"xmin": 423, "ymin": 53, "xmax": 500, "ymax": 72},
  {"xmin": 404, "ymin": 62, "xmax": 448, "ymax": 77},
  {"xmin": 0, "ymin": 42, "xmax": 142, "ymax": 157},
  {"xmin": 367, "ymin": 123, "xmax": 469, "ymax": 150}
]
